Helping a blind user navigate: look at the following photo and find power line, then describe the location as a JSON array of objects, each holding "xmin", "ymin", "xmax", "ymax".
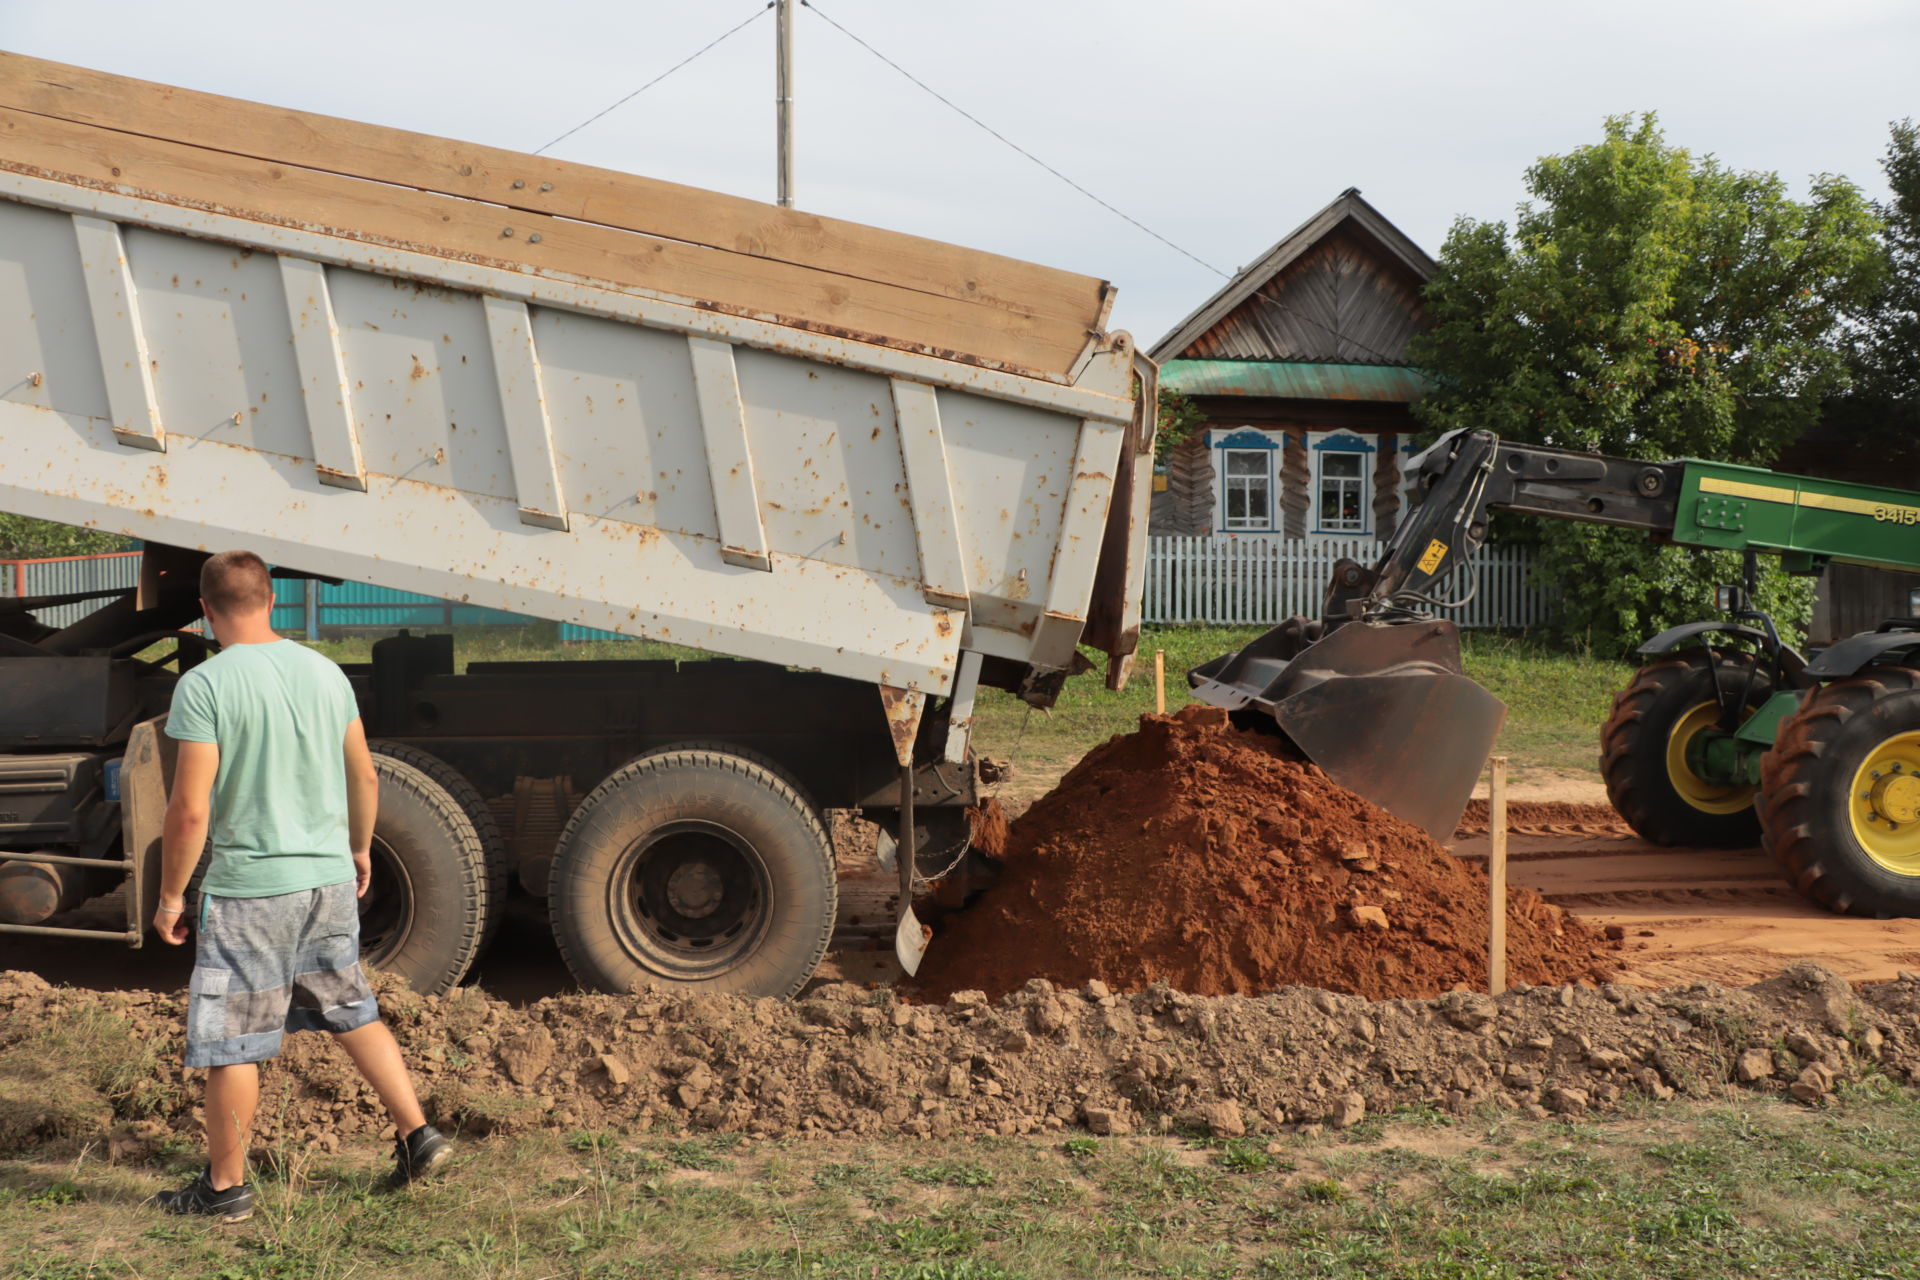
[
  {"xmin": 533, "ymin": 4, "xmax": 772, "ymax": 156},
  {"xmin": 802, "ymin": 1, "xmax": 1221, "ymax": 278},
  {"xmin": 801, "ymin": 2, "xmax": 1405, "ymax": 365},
  {"xmin": 528, "ymin": 1, "xmax": 1405, "ymax": 366}
]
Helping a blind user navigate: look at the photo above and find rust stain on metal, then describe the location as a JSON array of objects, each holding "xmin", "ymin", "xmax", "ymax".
[{"xmin": 877, "ymin": 684, "xmax": 925, "ymax": 768}]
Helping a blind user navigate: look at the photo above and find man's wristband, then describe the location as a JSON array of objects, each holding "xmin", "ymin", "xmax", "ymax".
[{"xmin": 156, "ymin": 906, "xmax": 184, "ymax": 915}]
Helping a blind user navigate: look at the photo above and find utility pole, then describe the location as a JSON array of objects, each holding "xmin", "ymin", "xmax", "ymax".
[{"xmin": 775, "ymin": 0, "xmax": 795, "ymax": 208}]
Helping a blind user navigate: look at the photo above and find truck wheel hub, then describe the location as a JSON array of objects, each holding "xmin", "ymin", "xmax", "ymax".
[
  {"xmin": 610, "ymin": 819, "xmax": 772, "ymax": 981},
  {"xmin": 665, "ymin": 861, "xmax": 724, "ymax": 918}
]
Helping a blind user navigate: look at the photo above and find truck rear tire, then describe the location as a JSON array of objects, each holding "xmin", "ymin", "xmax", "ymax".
[
  {"xmin": 547, "ymin": 747, "xmax": 835, "ymax": 998},
  {"xmin": 362, "ymin": 754, "xmax": 489, "ymax": 995},
  {"xmin": 1760, "ymin": 666, "xmax": 1920, "ymax": 916},
  {"xmin": 369, "ymin": 740, "xmax": 509, "ymax": 949},
  {"xmin": 1600, "ymin": 650, "xmax": 1773, "ymax": 848}
]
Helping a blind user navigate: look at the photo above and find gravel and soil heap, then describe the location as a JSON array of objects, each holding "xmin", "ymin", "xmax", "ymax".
[
  {"xmin": 912, "ymin": 706, "xmax": 1618, "ymax": 1002},
  {"xmin": 0, "ymin": 961, "xmax": 1911, "ymax": 1153}
]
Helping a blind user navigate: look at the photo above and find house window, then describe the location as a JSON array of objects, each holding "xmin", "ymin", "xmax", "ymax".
[
  {"xmin": 1222, "ymin": 449, "xmax": 1273, "ymax": 530},
  {"xmin": 1310, "ymin": 431, "xmax": 1376, "ymax": 535},
  {"xmin": 1210, "ymin": 428, "xmax": 1280, "ymax": 531},
  {"xmin": 1319, "ymin": 452, "xmax": 1366, "ymax": 530}
]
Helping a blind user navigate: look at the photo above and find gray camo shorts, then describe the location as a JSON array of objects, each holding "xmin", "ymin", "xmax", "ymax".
[{"xmin": 185, "ymin": 880, "xmax": 380, "ymax": 1068}]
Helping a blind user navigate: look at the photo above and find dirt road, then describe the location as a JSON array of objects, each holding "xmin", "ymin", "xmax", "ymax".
[{"xmin": 1451, "ymin": 799, "xmax": 1920, "ymax": 987}]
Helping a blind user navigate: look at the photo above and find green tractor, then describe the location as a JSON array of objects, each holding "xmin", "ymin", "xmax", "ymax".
[{"xmin": 1192, "ymin": 428, "xmax": 1920, "ymax": 917}]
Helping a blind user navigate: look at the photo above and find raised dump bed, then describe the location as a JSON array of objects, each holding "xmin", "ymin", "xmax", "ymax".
[{"xmin": 0, "ymin": 53, "xmax": 1155, "ymax": 997}]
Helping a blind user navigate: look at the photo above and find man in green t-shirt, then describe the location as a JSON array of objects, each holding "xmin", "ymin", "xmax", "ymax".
[{"xmin": 150, "ymin": 550, "xmax": 451, "ymax": 1222}]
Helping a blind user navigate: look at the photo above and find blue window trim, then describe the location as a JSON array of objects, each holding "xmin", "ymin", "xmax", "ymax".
[{"xmin": 1213, "ymin": 428, "xmax": 1280, "ymax": 452}]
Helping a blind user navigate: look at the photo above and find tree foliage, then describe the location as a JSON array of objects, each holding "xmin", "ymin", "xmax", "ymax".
[
  {"xmin": 1840, "ymin": 120, "xmax": 1920, "ymax": 447},
  {"xmin": 0, "ymin": 515, "xmax": 129, "ymax": 561},
  {"xmin": 1411, "ymin": 114, "xmax": 1883, "ymax": 655},
  {"xmin": 1153, "ymin": 388, "xmax": 1205, "ymax": 464}
]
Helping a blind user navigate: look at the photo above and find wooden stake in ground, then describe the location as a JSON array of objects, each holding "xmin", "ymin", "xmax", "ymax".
[
  {"xmin": 1489, "ymin": 754, "xmax": 1509, "ymax": 996},
  {"xmin": 1155, "ymin": 649, "xmax": 1166, "ymax": 715}
]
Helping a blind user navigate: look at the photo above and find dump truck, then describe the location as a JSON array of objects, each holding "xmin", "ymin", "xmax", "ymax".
[
  {"xmin": 0, "ymin": 54, "xmax": 1155, "ymax": 996},
  {"xmin": 1196, "ymin": 428, "xmax": 1920, "ymax": 919}
]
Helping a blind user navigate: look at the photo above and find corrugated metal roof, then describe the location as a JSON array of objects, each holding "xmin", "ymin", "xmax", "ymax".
[{"xmin": 1161, "ymin": 359, "xmax": 1433, "ymax": 402}]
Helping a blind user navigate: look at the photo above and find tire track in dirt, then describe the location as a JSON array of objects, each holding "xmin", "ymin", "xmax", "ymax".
[{"xmin": 1448, "ymin": 805, "xmax": 1920, "ymax": 988}]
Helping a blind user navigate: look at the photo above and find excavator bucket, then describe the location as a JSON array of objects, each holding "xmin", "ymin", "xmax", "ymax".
[{"xmin": 1188, "ymin": 619, "xmax": 1506, "ymax": 841}]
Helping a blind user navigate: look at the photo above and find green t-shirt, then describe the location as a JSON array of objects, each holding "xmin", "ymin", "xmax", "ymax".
[{"xmin": 165, "ymin": 640, "xmax": 361, "ymax": 898}]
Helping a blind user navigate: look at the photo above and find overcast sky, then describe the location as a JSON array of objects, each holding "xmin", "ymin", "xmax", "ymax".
[{"xmin": 9, "ymin": 1, "xmax": 1915, "ymax": 346}]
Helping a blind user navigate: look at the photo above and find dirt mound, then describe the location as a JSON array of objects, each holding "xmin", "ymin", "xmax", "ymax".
[
  {"xmin": 912, "ymin": 708, "xmax": 1617, "ymax": 1002},
  {"xmin": 2, "ymin": 963, "xmax": 1914, "ymax": 1153}
]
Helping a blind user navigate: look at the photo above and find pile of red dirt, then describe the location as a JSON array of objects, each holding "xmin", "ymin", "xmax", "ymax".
[{"xmin": 913, "ymin": 707, "xmax": 1619, "ymax": 1002}]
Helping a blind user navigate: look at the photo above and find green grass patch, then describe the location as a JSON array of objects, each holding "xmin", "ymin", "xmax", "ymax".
[
  {"xmin": 1460, "ymin": 631, "xmax": 1636, "ymax": 777},
  {"xmin": 12, "ymin": 1093, "xmax": 1920, "ymax": 1276}
]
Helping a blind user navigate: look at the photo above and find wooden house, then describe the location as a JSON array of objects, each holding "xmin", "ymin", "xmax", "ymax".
[{"xmin": 1149, "ymin": 189, "xmax": 1435, "ymax": 539}]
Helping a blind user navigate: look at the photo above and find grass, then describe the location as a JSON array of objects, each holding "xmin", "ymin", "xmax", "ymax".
[
  {"xmin": 1459, "ymin": 632, "xmax": 1636, "ymax": 782},
  {"xmin": 8, "ymin": 1087, "xmax": 1920, "ymax": 1278},
  {"xmin": 0, "ymin": 1006, "xmax": 181, "ymax": 1148},
  {"xmin": 294, "ymin": 623, "xmax": 1630, "ymax": 800}
]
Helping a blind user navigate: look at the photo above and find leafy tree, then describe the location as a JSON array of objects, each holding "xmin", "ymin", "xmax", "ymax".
[
  {"xmin": 1411, "ymin": 114, "xmax": 1883, "ymax": 655},
  {"xmin": 1153, "ymin": 388, "xmax": 1205, "ymax": 464},
  {"xmin": 0, "ymin": 514, "xmax": 129, "ymax": 561},
  {"xmin": 1836, "ymin": 120, "xmax": 1920, "ymax": 453}
]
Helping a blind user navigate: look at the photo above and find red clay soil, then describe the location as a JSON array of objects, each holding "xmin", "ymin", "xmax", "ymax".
[{"xmin": 913, "ymin": 707, "xmax": 1619, "ymax": 1002}]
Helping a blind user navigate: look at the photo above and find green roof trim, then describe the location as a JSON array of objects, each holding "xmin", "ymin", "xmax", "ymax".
[{"xmin": 1161, "ymin": 360, "xmax": 1433, "ymax": 402}]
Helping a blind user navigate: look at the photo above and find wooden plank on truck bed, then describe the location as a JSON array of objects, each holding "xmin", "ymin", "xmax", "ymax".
[
  {"xmin": 0, "ymin": 107, "xmax": 1085, "ymax": 376},
  {"xmin": 0, "ymin": 51, "xmax": 1111, "ymax": 376}
]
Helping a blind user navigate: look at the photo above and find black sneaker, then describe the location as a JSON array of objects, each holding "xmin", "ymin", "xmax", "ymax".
[
  {"xmin": 153, "ymin": 1168, "xmax": 254, "ymax": 1223},
  {"xmin": 388, "ymin": 1123, "xmax": 452, "ymax": 1188}
]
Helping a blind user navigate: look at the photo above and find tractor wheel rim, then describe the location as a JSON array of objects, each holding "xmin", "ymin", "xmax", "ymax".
[
  {"xmin": 1665, "ymin": 700, "xmax": 1756, "ymax": 815},
  {"xmin": 1849, "ymin": 730, "xmax": 1920, "ymax": 875}
]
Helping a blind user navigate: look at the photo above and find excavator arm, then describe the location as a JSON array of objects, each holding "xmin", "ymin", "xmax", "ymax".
[
  {"xmin": 1192, "ymin": 429, "xmax": 1718, "ymax": 839},
  {"xmin": 1325, "ymin": 429, "xmax": 1686, "ymax": 627}
]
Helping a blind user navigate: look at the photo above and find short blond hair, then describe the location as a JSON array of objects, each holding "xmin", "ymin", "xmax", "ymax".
[{"xmin": 200, "ymin": 550, "xmax": 272, "ymax": 616}]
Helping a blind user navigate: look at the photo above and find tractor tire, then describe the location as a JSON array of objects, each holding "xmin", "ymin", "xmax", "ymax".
[
  {"xmin": 548, "ymin": 746, "xmax": 835, "ymax": 998},
  {"xmin": 370, "ymin": 740, "xmax": 510, "ymax": 949},
  {"xmin": 1600, "ymin": 649, "xmax": 1775, "ymax": 848},
  {"xmin": 361, "ymin": 754, "xmax": 489, "ymax": 995},
  {"xmin": 1760, "ymin": 665, "xmax": 1920, "ymax": 917}
]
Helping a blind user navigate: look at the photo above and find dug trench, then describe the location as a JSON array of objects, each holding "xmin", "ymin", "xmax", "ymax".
[{"xmin": 4, "ymin": 707, "xmax": 1918, "ymax": 1156}]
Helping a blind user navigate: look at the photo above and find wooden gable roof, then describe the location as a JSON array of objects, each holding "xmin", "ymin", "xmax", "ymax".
[{"xmin": 1151, "ymin": 189, "xmax": 1434, "ymax": 366}]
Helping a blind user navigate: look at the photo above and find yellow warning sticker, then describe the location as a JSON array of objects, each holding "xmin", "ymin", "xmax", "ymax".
[{"xmin": 1417, "ymin": 539, "xmax": 1449, "ymax": 574}]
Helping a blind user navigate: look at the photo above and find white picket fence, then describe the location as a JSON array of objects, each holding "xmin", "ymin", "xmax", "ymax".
[{"xmin": 1144, "ymin": 536, "xmax": 1553, "ymax": 629}]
